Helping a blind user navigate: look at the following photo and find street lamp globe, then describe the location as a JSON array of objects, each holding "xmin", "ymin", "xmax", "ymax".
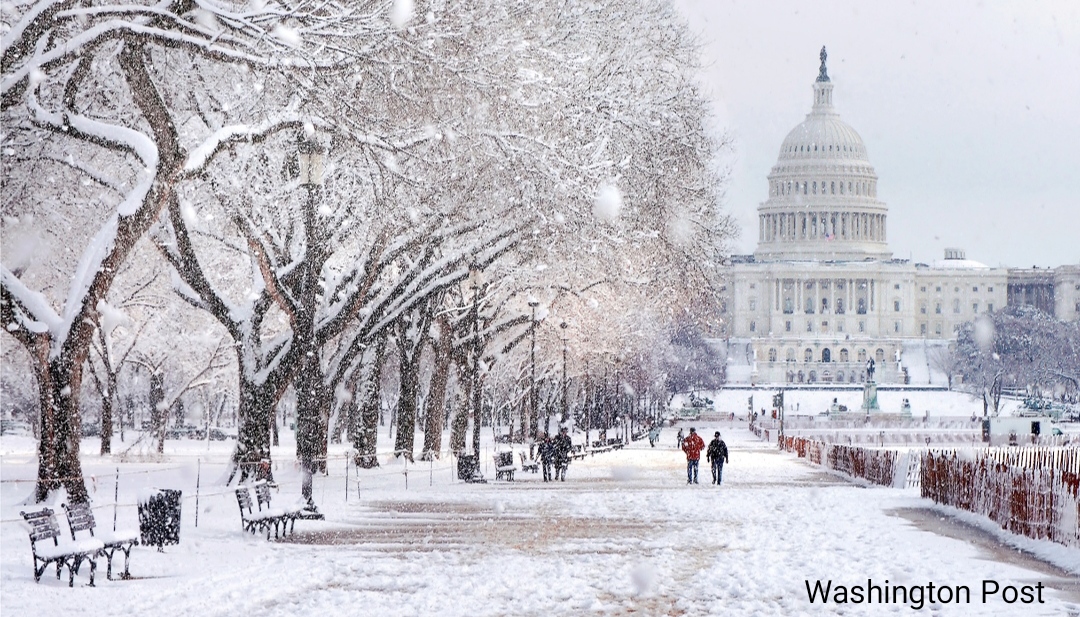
[{"xmin": 297, "ymin": 133, "xmax": 326, "ymax": 186}]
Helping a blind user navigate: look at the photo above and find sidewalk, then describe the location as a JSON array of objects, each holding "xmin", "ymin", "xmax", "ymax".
[{"xmin": 2, "ymin": 425, "xmax": 1078, "ymax": 616}]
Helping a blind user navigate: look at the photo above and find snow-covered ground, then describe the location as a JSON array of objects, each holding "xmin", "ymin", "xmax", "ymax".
[{"xmin": 3, "ymin": 421, "xmax": 1079, "ymax": 616}]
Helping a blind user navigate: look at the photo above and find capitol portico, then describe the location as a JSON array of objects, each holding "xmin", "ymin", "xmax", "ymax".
[{"xmin": 720, "ymin": 49, "xmax": 1079, "ymax": 386}]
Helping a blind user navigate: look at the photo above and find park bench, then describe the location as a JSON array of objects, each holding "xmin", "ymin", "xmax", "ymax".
[
  {"xmin": 253, "ymin": 481, "xmax": 310, "ymax": 530},
  {"xmin": 235, "ymin": 486, "xmax": 287, "ymax": 540},
  {"xmin": 519, "ymin": 452, "xmax": 539, "ymax": 474},
  {"xmin": 493, "ymin": 451, "xmax": 517, "ymax": 481},
  {"xmin": 570, "ymin": 444, "xmax": 588, "ymax": 460},
  {"xmin": 62, "ymin": 502, "xmax": 139, "ymax": 580},
  {"xmin": 20, "ymin": 508, "xmax": 102, "ymax": 587}
]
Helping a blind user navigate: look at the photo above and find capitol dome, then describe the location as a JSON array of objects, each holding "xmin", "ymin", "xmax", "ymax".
[
  {"xmin": 755, "ymin": 48, "xmax": 892, "ymax": 263},
  {"xmin": 777, "ymin": 115, "xmax": 867, "ymax": 163}
]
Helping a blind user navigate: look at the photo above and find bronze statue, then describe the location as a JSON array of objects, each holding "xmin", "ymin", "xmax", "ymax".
[{"xmin": 817, "ymin": 46, "xmax": 829, "ymax": 82}]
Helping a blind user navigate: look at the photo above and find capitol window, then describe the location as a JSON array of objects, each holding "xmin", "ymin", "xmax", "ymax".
[
  {"xmin": 749, "ymin": 299, "xmax": 756, "ymax": 310},
  {"xmin": 857, "ymin": 349, "xmax": 867, "ymax": 362},
  {"xmin": 750, "ymin": 320, "xmax": 756, "ymax": 332},
  {"xmin": 894, "ymin": 300, "xmax": 901, "ymax": 312},
  {"xmin": 921, "ymin": 323, "xmax": 927, "ymax": 335},
  {"xmin": 972, "ymin": 286, "xmax": 978, "ymax": 292},
  {"xmin": 953, "ymin": 299, "xmax": 961, "ymax": 313},
  {"xmin": 973, "ymin": 303, "xmax": 979, "ymax": 313},
  {"xmin": 988, "ymin": 303, "xmax": 994, "ymax": 312},
  {"xmin": 804, "ymin": 348, "xmax": 813, "ymax": 362},
  {"xmin": 785, "ymin": 320, "xmax": 792, "ymax": 332},
  {"xmin": 988, "ymin": 286, "xmax": 994, "ymax": 292},
  {"xmin": 859, "ymin": 320, "xmax": 865, "ymax": 332},
  {"xmin": 807, "ymin": 321, "xmax": 813, "ymax": 332},
  {"xmin": 935, "ymin": 303, "xmax": 942, "ymax": 314},
  {"xmin": 836, "ymin": 298, "xmax": 845, "ymax": 314},
  {"xmin": 768, "ymin": 348, "xmax": 777, "ymax": 362}
]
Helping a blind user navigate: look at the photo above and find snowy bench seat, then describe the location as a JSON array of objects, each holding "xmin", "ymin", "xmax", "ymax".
[
  {"xmin": 236, "ymin": 486, "xmax": 284, "ymax": 539},
  {"xmin": 493, "ymin": 452, "xmax": 517, "ymax": 481},
  {"xmin": 253, "ymin": 481, "xmax": 307, "ymax": 532},
  {"xmin": 518, "ymin": 452, "xmax": 539, "ymax": 473},
  {"xmin": 63, "ymin": 502, "xmax": 139, "ymax": 580},
  {"xmin": 21, "ymin": 507, "xmax": 102, "ymax": 587}
]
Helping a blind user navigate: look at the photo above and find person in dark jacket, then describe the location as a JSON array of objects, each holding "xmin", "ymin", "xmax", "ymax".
[
  {"xmin": 538, "ymin": 433, "xmax": 556, "ymax": 482},
  {"xmin": 553, "ymin": 427, "xmax": 573, "ymax": 481},
  {"xmin": 706, "ymin": 432, "xmax": 730, "ymax": 485},
  {"xmin": 681, "ymin": 427, "xmax": 705, "ymax": 484}
]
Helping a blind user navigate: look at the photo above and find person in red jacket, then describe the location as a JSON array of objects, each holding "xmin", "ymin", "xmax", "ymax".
[{"xmin": 681, "ymin": 427, "xmax": 706, "ymax": 484}]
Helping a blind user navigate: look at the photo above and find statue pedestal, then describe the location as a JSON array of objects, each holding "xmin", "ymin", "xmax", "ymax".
[{"xmin": 862, "ymin": 381, "xmax": 880, "ymax": 413}]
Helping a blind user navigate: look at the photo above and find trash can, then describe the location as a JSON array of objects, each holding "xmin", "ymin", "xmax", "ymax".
[
  {"xmin": 138, "ymin": 488, "xmax": 182, "ymax": 549},
  {"xmin": 457, "ymin": 454, "xmax": 480, "ymax": 481}
]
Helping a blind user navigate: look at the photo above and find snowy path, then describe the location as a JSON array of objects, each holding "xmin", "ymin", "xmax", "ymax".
[{"xmin": 3, "ymin": 425, "xmax": 1079, "ymax": 616}]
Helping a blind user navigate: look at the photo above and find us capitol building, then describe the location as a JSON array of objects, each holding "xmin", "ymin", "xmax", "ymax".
[{"xmin": 720, "ymin": 49, "xmax": 1079, "ymax": 386}]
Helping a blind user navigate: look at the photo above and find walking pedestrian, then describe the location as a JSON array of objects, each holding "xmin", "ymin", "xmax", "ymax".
[
  {"xmin": 706, "ymin": 431, "xmax": 730, "ymax": 486},
  {"xmin": 681, "ymin": 427, "xmax": 705, "ymax": 484},
  {"xmin": 538, "ymin": 433, "xmax": 555, "ymax": 482},
  {"xmin": 553, "ymin": 427, "xmax": 573, "ymax": 481},
  {"xmin": 648, "ymin": 424, "xmax": 661, "ymax": 448},
  {"xmin": 676, "ymin": 428, "xmax": 685, "ymax": 449}
]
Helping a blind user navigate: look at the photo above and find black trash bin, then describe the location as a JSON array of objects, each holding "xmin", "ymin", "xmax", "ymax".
[
  {"xmin": 138, "ymin": 488, "xmax": 182, "ymax": 549},
  {"xmin": 456, "ymin": 454, "xmax": 483, "ymax": 482}
]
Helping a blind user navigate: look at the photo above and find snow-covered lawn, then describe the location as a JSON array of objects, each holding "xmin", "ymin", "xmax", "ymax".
[{"xmin": 3, "ymin": 422, "xmax": 1078, "ymax": 616}]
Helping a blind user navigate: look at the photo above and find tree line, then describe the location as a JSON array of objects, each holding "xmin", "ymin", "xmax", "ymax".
[{"xmin": 1, "ymin": 0, "xmax": 735, "ymax": 502}]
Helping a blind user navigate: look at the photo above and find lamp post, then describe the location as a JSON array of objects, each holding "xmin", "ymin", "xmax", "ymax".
[
  {"xmin": 470, "ymin": 266, "xmax": 483, "ymax": 456},
  {"xmin": 295, "ymin": 130, "xmax": 326, "ymax": 509},
  {"xmin": 560, "ymin": 321, "xmax": 569, "ymax": 424},
  {"xmin": 528, "ymin": 299, "xmax": 540, "ymax": 442}
]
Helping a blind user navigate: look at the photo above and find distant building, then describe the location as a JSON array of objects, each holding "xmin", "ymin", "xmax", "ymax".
[{"xmin": 720, "ymin": 49, "xmax": 1077, "ymax": 386}]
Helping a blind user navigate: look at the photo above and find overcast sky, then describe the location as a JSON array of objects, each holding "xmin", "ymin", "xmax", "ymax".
[{"xmin": 672, "ymin": 0, "xmax": 1079, "ymax": 268}]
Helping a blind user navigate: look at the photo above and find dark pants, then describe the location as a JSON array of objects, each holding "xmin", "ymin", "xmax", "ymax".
[
  {"xmin": 686, "ymin": 459, "xmax": 699, "ymax": 483},
  {"xmin": 711, "ymin": 459, "xmax": 725, "ymax": 485},
  {"xmin": 555, "ymin": 459, "xmax": 568, "ymax": 481},
  {"xmin": 542, "ymin": 461, "xmax": 553, "ymax": 481}
]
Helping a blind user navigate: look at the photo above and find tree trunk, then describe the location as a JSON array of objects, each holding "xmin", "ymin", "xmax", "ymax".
[
  {"xmin": 100, "ymin": 369, "xmax": 116, "ymax": 455},
  {"xmin": 232, "ymin": 375, "xmax": 273, "ymax": 483},
  {"xmin": 354, "ymin": 337, "xmax": 387, "ymax": 468},
  {"xmin": 421, "ymin": 327, "xmax": 454, "ymax": 460},
  {"xmin": 295, "ymin": 351, "xmax": 330, "ymax": 474},
  {"xmin": 394, "ymin": 340, "xmax": 423, "ymax": 461},
  {"xmin": 150, "ymin": 371, "xmax": 166, "ymax": 455},
  {"xmin": 32, "ymin": 351, "xmax": 90, "ymax": 503}
]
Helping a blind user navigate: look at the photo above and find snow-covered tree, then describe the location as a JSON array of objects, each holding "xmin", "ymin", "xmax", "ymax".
[{"xmin": 1, "ymin": 0, "xmax": 403, "ymax": 501}]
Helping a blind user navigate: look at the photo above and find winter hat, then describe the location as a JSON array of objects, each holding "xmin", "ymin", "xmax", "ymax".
[
  {"xmin": 689, "ymin": 427, "xmax": 696, "ymax": 433},
  {"xmin": 715, "ymin": 432, "xmax": 721, "ymax": 437}
]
